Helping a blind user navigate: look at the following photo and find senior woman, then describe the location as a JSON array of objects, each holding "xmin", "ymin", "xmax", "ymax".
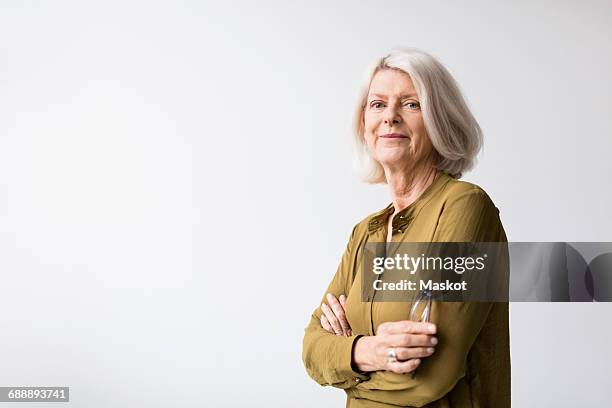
[{"xmin": 302, "ymin": 48, "xmax": 510, "ymax": 408}]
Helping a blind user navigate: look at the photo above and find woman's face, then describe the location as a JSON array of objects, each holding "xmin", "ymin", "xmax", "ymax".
[{"xmin": 364, "ymin": 69, "xmax": 435, "ymax": 169}]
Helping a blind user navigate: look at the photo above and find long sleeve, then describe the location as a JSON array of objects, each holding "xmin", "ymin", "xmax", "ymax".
[
  {"xmin": 425, "ymin": 187, "xmax": 510, "ymax": 407},
  {"xmin": 353, "ymin": 186, "xmax": 510, "ymax": 407},
  {"xmin": 302, "ymin": 225, "xmax": 371, "ymax": 389}
]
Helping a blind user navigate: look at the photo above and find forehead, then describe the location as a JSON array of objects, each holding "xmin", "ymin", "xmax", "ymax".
[{"xmin": 368, "ymin": 69, "xmax": 417, "ymax": 98}]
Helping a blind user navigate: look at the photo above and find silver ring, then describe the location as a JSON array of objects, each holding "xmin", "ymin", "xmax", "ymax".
[{"xmin": 387, "ymin": 348, "xmax": 397, "ymax": 362}]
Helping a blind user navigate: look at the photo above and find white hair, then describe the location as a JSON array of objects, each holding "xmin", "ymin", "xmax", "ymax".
[{"xmin": 352, "ymin": 48, "xmax": 483, "ymax": 182}]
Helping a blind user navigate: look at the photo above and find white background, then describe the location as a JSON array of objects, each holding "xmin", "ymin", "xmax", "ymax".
[{"xmin": 1, "ymin": 1, "xmax": 611, "ymax": 406}]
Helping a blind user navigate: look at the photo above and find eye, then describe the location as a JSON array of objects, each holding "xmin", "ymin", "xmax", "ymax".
[
  {"xmin": 404, "ymin": 101, "xmax": 421, "ymax": 111},
  {"xmin": 369, "ymin": 101, "xmax": 385, "ymax": 109}
]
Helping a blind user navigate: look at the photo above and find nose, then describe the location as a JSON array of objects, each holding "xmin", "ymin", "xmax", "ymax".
[{"xmin": 382, "ymin": 105, "xmax": 401, "ymax": 127}]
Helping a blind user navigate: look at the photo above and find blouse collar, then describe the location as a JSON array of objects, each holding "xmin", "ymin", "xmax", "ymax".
[{"xmin": 367, "ymin": 171, "xmax": 451, "ymax": 233}]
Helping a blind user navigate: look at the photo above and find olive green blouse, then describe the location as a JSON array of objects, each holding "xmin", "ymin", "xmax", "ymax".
[{"xmin": 302, "ymin": 172, "xmax": 510, "ymax": 407}]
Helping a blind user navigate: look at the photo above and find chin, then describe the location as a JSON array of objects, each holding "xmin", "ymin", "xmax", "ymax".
[
  {"xmin": 376, "ymin": 152, "xmax": 413, "ymax": 167},
  {"xmin": 378, "ymin": 156, "xmax": 412, "ymax": 166}
]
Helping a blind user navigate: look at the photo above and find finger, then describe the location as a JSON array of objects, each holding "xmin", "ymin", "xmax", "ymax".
[
  {"xmin": 394, "ymin": 347, "xmax": 435, "ymax": 361},
  {"xmin": 327, "ymin": 293, "xmax": 351, "ymax": 335},
  {"xmin": 321, "ymin": 303, "xmax": 343, "ymax": 335},
  {"xmin": 378, "ymin": 320, "xmax": 436, "ymax": 335},
  {"xmin": 386, "ymin": 333, "xmax": 438, "ymax": 348},
  {"xmin": 320, "ymin": 314, "xmax": 333, "ymax": 333},
  {"xmin": 387, "ymin": 358, "xmax": 421, "ymax": 374},
  {"xmin": 326, "ymin": 294, "xmax": 350, "ymax": 335},
  {"xmin": 339, "ymin": 294, "xmax": 347, "ymax": 308}
]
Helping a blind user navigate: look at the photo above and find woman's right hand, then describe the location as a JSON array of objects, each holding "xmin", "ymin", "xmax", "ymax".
[
  {"xmin": 320, "ymin": 293, "xmax": 352, "ymax": 336},
  {"xmin": 352, "ymin": 320, "xmax": 438, "ymax": 374}
]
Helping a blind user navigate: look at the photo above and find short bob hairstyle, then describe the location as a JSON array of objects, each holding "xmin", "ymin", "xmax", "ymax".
[{"xmin": 352, "ymin": 48, "xmax": 483, "ymax": 182}]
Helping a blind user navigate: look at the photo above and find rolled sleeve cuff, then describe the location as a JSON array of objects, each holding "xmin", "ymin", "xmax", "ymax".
[{"xmin": 333, "ymin": 334, "xmax": 370, "ymax": 385}]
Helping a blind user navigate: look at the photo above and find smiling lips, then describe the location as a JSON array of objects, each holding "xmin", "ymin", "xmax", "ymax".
[{"xmin": 379, "ymin": 133, "xmax": 409, "ymax": 139}]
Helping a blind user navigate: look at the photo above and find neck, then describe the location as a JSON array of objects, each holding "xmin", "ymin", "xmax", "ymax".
[{"xmin": 384, "ymin": 162, "xmax": 439, "ymax": 214}]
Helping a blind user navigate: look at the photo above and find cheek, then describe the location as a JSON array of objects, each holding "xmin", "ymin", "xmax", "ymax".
[
  {"xmin": 410, "ymin": 114, "xmax": 426, "ymax": 133},
  {"xmin": 413, "ymin": 132, "xmax": 431, "ymax": 151},
  {"xmin": 364, "ymin": 133, "xmax": 377, "ymax": 153},
  {"xmin": 363, "ymin": 113, "xmax": 376, "ymax": 133},
  {"xmin": 411, "ymin": 117, "xmax": 430, "ymax": 146},
  {"xmin": 363, "ymin": 114, "xmax": 378, "ymax": 144}
]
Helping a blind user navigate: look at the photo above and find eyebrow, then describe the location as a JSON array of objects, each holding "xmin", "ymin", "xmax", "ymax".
[{"xmin": 368, "ymin": 93, "xmax": 419, "ymax": 100}]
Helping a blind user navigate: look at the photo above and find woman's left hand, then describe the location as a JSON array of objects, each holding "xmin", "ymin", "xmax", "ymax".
[{"xmin": 320, "ymin": 293, "xmax": 352, "ymax": 336}]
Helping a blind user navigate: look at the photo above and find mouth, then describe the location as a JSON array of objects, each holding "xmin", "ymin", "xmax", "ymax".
[{"xmin": 379, "ymin": 133, "xmax": 410, "ymax": 139}]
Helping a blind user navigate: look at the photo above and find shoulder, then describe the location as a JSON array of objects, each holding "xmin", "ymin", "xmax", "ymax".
[
  {"xmin": 439, "ymin": 177, "xmax": 498, "ymax": 212},
  {"xmin": 433, "ymin": 177, "xmax": 507, "ymax": 242},
  {"xmin": 442, "ymin": 177, "xmax": 492, "ymax": 200}
]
